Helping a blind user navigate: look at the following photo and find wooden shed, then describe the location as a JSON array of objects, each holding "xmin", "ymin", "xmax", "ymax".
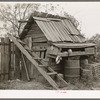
[{"xmin": 18, "ymin": 12, "xmax": 96, "ymax": 84}]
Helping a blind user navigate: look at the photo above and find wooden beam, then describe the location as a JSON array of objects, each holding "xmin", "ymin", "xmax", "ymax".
[
  {"xmin": 48, "ymin": 51, "xmax": 95, "ymax": 58},
  {"xmin": 8, "ymin": 33, "xmax": 59, "ymax": 90},
  {"xmin": 21, "ymin": 54, "xmax": 30, "ymax": 81}
]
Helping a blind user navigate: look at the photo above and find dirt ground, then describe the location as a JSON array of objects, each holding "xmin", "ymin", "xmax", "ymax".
[{"xmin": 0, "ymin": 78, "xmax": 100, "ymax": 90}]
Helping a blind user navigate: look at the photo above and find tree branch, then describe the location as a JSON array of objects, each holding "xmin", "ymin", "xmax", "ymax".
[
  {"xmin": 0, "ymin": 8, "xmax": 19, "ymax": 29},
  {"xmin": 23, "ymin": 4, "xmax": 32, "ymax": 20}
]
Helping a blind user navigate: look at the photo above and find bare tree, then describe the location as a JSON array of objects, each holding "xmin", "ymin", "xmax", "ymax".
[{"xmin": 0, "ymin": 3, "xmax": 40, "ymax": 37}]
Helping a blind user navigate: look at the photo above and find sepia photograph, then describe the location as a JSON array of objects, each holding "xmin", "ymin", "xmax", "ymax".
[{"xmin": 0, "ymin": 1, "xmax": 100, "ymax": 98}]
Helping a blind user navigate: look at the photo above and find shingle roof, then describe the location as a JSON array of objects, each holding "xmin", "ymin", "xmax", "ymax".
[{"xmin": 20, "ymin": 12, "xmax": 85, "ymax": 43}]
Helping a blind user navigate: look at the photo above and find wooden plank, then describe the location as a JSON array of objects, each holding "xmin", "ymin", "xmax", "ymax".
[
  {"xmin": 45, "ymin": 21, "xmax": 59, "ymax": 41},
  {"xmin": 28, "ymin": 37, "xmax": 32, "ymax": 49},
  {"xmin": 48, "ymin": 51, "xmax": 94, "ymax": 58},
  {"xmin": 30, "ymin": 63, "xmax": 34, "ymax": 78},
  {"xmin": 15, "ymin": 46, "xmax": 20, "ymax": 79},
  {"xmin": 35, "ymin": 46, "xmax": 40, "ymax": 57},
  {"xmin": 0, "ymin": 45, "xmax": 1, "ymax": 75},
  {"xmin": 47, "ymin": 18, "xmax": 61, "ymax": 21},
  {"xmin": 33, "ymin": 17, "xmax": 50, "ymax": 21},
  {"xmin": 31, "ymin": 35, "xmax": 45, "ymax": 39},
  {"xmin": 8, "ymin": 40, "xmax": 12, "ymax": 80},
  {"xmin": 11, "ymin": 43, "xmax": 14, "ymax": 69},
  {"xmin": 49, "ymin": 21, "xmax": 62, "ymax": 41},
  {"xmin": 32, "ymin": 37, "xmax": 47, "ymax": 42},
  {"xmin": 40, "ymin": 51, "xmax": 45, "ymax": 59},
  {"xmin": 35, "ymin": 21, "xmax": 48, "ymax": 40},
  {"xmin": 57, "ymin": 22, "xmax": 72, "ymax": 41},
  {"xmin": 8, "ymin": 34, "xmax": 59, "ymax": 90},
  {"xmin": 32, "ymin": 43, "xmax": 48, "ymax": 46},
  {"xmin": 36, "ymin": 21, "xmax": 53, "ymax": 42},
  {"xmin": 22, "ymin": 54, "xmax": 30, "ymax": 81},
  {"xmin": 4, "ymin": 38, "xmax": 9, "ymax": 80},
  {"xmin": 51, "ymin": 21, "xmax": 64, "ymax": 40},
  {"xmin": 39, "ymin": 21, "xmax": 54, "ymax": 41},
  {"xmin": 53, "ymin": 43, "xmax": 96, "ymax": 48},
  {"xmin": 0, "ymin": 44, "xmax": 1, "ymax": 80},
  {"xmin": 1, "ymin": 38, "xmax": 5, "ymax": 80},
  {"xmin": 32, "ymin": 49, "xmax": 46, "ymax": 52}
]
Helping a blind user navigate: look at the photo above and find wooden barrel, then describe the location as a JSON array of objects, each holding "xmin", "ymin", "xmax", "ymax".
[{"xmin": 64, "ymin": 59, "xmax": 80, "ymax": 82}]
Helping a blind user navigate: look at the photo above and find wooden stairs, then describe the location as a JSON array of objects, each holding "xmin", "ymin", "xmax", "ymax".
[{"xmin": 8, "ymin": 33, "xmax": 68, "ymax": 90}]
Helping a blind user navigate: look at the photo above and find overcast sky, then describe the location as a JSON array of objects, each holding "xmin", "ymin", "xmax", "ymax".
[{"xmin": 63, "ymin": 2, "xmax": 100, "ymax": 38}]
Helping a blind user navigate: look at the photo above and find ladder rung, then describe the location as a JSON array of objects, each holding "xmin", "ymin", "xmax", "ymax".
[
  {"xmin": 47, "ymin": 72, "xmax": 57, "ymax": 75},
  {"xmin": 39, "ymin": 65, "xmax": 48, "ymax": 67}
]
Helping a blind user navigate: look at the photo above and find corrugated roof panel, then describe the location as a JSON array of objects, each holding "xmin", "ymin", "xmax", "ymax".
[
  {"xmin": 74, "ymin": 35, "xmax": 82, "ymax": 43},
  {"xmin": 36, "ymin": 20, "xmax": 54, "ymax": 41},
  {"xmin": 51, "ymin": 21, "xmax": 65, "ymax": 41},
  {"xmin": 62, "ymin": 19, "xmax": 80, "ymax": 35},
  {"xmin": 69, "ymin": 34, "xmax": 77, "ymax": 43},
  {"xmin": 61, "ymin": 20, "xmax": 72, "ymax": 34},
  {"xmin": 35, "ymin": 19, "xmax": 73, "ymax": 42},
  {"xmin": 33, "ymin": 17, "xmax": 85, "ymax": 43},
  {"xmin": 78, "ymin": 35, "xmax": 86, "ymax": 42},
  {"xmin": 68, "ymin": 20, "xmax": 79, "ymax": 34},
  {"xmin": 53, "ymin": 22, "xmax": 67, "ymax": 41},
  {"xmin": 55, "ymin": 22, "xmax": 72, "ymax": 41},
  {"xmin": 44, "ymin": 21, "xmax": 61, "ymax": 41}
]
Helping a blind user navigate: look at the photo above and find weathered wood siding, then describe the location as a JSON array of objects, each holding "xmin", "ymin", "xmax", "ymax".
[
  {"xmin": 21, "ymin": 23, "xmax": 49, "ymax": 81},
  {"xmin": 26, "ymin": 23, "xmax": 47, "ymax": 42},
  {"xmin": 0, "ymin": 38, "xmax": 10, "ymax": 80}
]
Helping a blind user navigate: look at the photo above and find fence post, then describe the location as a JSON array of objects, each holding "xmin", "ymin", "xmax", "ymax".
[
  {"xmin": 14, "ymin": 46, "xmax": 21, "ymax": 79},
  {"xmin": 1, "ymin": 38, "xmax": 5, "ymax": 80},
  {"xmin": 4, "ymin": 37, "xmax": 10, "ymax": 80}
]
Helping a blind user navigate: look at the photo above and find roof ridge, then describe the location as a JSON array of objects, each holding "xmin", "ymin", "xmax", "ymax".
[{"xmin": 31, "ymin": 11, "xmax": 66, "ymax": 19}]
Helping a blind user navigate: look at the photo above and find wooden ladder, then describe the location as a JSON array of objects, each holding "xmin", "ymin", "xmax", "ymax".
[{"xmin": 8, "ymin": 33, "xmax": 68, "ymax": 90}]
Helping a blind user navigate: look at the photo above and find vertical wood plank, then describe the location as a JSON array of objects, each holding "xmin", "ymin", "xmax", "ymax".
[
  {"xmin": 26, "ymin": 59, "xmax": 31, "ymax": 79},
  {"xmin": 15, "ymin": 46, "xmax": 21, "ymax": 79},
  {"xmin": 8, "ymin": 39, "xmax": 11, "ymax": 80},
  {"xmin": 22, "ymin": 54, "xmax": 30, "ymax": 81},
  {"xmin": 11, "ymin": 43, "xmax": 14, "ymax": 70},
  {"xmin": 30, "ymin": 63, "xmax": 34, "ymax": 78},
  {"xmin": 10, "ymin": 42, "xmax": 15, "ymax": 80},
  {"xmin": 30, "ymin": 37, "xmax": 34, "ymax": 79},
  {"xmin": 28, "ymin": 37, "xmax": 32, "ymax": 49},
  {"xmin": 0, "ymin": 38, "xmax": 1, "ymax": 80},
  {"xmin": 21, "ymin": 56, "xmax": 27, "ymax": 80},
  {"xmin": 4, "ymin": 38, "xmax": 9, "ymax": 80},
  {"xmin": 1, "ymin": 38, "xmax": 4, "ymax": 80}
]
